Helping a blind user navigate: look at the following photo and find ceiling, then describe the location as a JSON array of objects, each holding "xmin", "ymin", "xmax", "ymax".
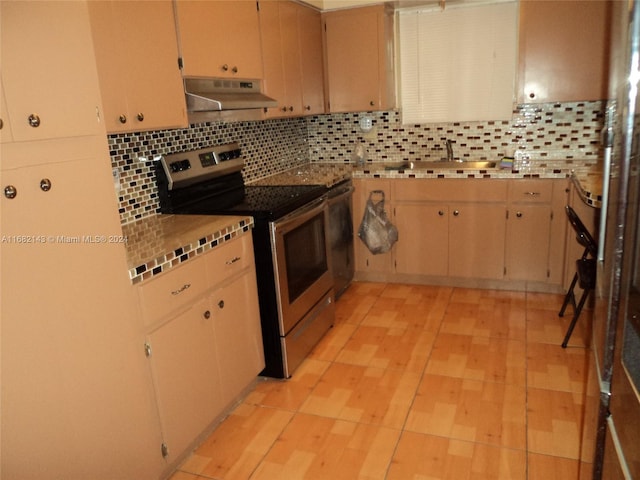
[{"xmin": 302, "ymin": 0, "xmax": 440, "ymax": 11}]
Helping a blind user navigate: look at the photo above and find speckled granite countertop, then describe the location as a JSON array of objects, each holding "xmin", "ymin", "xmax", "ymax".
[
  {"xmin": 122, "ymin": 214, "xmax": 253, "ymax": 285},
  {"xmin": 249, "ymin": 164, "xmax": 353, "ymax": 188}
]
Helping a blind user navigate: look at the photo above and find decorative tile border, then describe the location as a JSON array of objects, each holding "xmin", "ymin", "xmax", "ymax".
[{"xmin": 124, "ymin": 217, "xmax": 253, "ymax": 285}]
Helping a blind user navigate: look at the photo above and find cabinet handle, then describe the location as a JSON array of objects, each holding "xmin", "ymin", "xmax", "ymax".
[
  {"xmin": 136, "ymin": 112, "xmax": 144, "ymax": 122},
  {"xmin": 119, "ymin": 114, "xmax": 127, "ymax": 124},
  {"xmin": 203, "ymin": 310, "xmax": 211, "ymax": 319},
  {"xmin": 225, "ymin": 256, "xmax": 241, "ymax": 265},
  {"xmin": 232, "ymin": 66, "xmax": 238, "ymax": 74},
  {"xmin": 438, "ymin": 210, "xmax": 444, "ymax": 216},
  {"xmin": 4, "ymin": 185, "xmax": 17, "ymax": 199},
  {"xmin": 516, "ymin": 211, "xmax": 523, "ymax": 218},
  {"xmin": 218, "ymin": 300, "xmax": 225, "ymax": 309},
  {"xmin": 288, "ymin": 106, "xmax": 293, "ymax": 112},
  {"xmin": 281, "ymin": 106, "xmax": 288, "ymax": 112},
  {"xmin": 523, "ymin": 191, "xmax": 540, "ymax": 197},
  {"xmin": 453, "ymin": 210, "xmax": 460, "ymax": 216},
  {"xmin": 529, "ymin": 92, "xmax": 535, "ymax": 99},
  {"xmin": 305, "ymin": 105, "xmax": 311, "ymax": 111},
  {"xmin": 0, "ymin": 118, "xmax": 4, "ymax": 130},
  {"xmin": 222, "ymin": 64, "xmax": 229, "ymax": 71},
  {"xmin": 171, "ymin": 283, "xmax": 191, "ymax": 295},
  {"xmin": 369, "ymin": 100, "xmax": 375, "ymax": 106},
  {"xmin": 39, "ymin": 178, "xmax": 52, "ymax": 192},
  {"xmin": 28, "ymin": 113, "xmax": 41, "ymax": 128}
]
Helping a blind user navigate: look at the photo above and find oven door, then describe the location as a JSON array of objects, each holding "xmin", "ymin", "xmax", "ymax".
[{"xmin": 270, "ymin": 196, "xmax": 333, "ymax": 335}]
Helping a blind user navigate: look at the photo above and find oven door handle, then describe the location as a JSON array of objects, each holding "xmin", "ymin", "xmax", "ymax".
[
  {"xmin": 272, "ymin": 195, "xmax": 328, "ymax": 235},
  {"xmin": 328, "ymin": 185, "xmax": 354, "ymax": 204}
]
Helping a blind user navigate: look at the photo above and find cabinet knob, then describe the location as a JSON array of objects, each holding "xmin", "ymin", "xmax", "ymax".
[
  {"xmin": 39, "ymin": 178, "xmax": 52, "ymax": 192},
  {"xmin": 232, "ymin": 66, "xmax": 238, "ymax": 74},
  {"xmin": 218, "ymin": 300, "xmax": 225, "ymax": 309},
  {"xmin": 369, "ymin": 100, "xmax": 375, "ymax": 106},
  {"xmin": 529, "ymin": 92, "xmax": 535, "ymax": 99},
  {"xmin": 0, "ymin": 118, "xmax": 4, "ymax": 130},
  {"xmin": 222, "ymin": 64, "xmax": 229, "ymax": 71},
  {"xmin": 438, "ymin": 210, "xmax": 444, "ymax": 216},
  {"xmin": 281, "ymin": 106, "xmax": 288, "ymax": 112},
  {"xmin": 516, "ymin": 211, "xmax": 523, "ymax": 218},
  {"xmin": 137, "ymin": 112, "xmax": 144, "ymax": 122},
  {"xmin": 4, "ymin": 185, "xmax": 17, "ymax": 199},
  {"xmin": 203, "ymin": 310, "xmax": 211, "ymax": 319},
  {"xmin": 28, "ymin": 113, "xmax": 41, "ymax": 128},
  {"xmin": 119, "ymin": 114, "xmax": 127, "ymax": 124},
  {"xmin": 305, "ymin": 105, "xmax": 311, "ymax": 111},
  {"xmin": 453, "ymin": 210, "xmax": 460, "ymax": 216}
]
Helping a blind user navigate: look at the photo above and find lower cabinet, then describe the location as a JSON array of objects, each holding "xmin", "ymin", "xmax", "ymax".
[
  {"xmin": 353, "ymin": 177, "xmax": 569, "ymax": 291},
  {"xmin": 147, "ymin": 298, "xmax": 225, "ymax": 461},
  {"xmin": 139, "ymin": 233, "xmax": 264, "ymax": 467}
]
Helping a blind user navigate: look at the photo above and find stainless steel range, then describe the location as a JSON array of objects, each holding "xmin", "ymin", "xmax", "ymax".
[{"xmin": 155, "ymin": 143, "xmax": 335, "ymax": 378}]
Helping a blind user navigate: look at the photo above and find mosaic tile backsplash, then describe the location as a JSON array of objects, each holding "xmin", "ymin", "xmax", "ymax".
[{"xmin": 109, "ymin": 101, "xmax": 606, "ymax": 226}]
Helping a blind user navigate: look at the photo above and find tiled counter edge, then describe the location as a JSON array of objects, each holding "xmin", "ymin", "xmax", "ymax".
[{"xmin": 122, "ymin": 215, "xmax": 254, "ymax": 285}]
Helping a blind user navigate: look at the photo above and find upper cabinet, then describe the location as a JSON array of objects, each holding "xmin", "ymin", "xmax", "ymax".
[
  {"xmin": 259, "ymin": 1, "xmax": 325, "ymax": 118},
  {"xmin": 322, "ymin": 4, "xmax": 395, "ymax": 113},
  {"xmin": 518, "ymin": 0, "xmax": 612, "ymax": 103},
  {"xmin": 175, "ymin": 0, "xmax": 264, "ymax": 79},
  {"xmin": 0, "ymin": 1, "xmax": 103, "ymax": 143},
  {"xmin": 88, "ymin": 1, "xmax": 187, "ymax": 134}
]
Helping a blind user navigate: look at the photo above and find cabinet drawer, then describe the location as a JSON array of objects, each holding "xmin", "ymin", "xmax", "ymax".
[
  {"xmin": 205, "ymin": 233, "xmax": 255, "ymax": 287},
  {"xmin": 394, "ymin": 179, "xmax": 508, "ymax": 202},
  {"xmin": 138, "ymin": 259, "xmax": 208, "ymax": 327},
  {"xmin": 508, "ymin": 180, "xmax": 553, "ymax": 203}
]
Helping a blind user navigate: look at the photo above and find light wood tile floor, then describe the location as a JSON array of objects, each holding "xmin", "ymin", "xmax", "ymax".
[{"xmin": 170, "ymin": 282, "xmax": 591, "ymax": 480}]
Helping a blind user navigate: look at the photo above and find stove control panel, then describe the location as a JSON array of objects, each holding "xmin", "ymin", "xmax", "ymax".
[{"xmin": 159, "ymin": 143, "xmax": 244, "ymax": 190}]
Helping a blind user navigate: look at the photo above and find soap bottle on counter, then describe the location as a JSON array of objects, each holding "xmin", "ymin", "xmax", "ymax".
[{"xmin": 351, "ymin": 143, "xmax": 368, "ymax": 166}]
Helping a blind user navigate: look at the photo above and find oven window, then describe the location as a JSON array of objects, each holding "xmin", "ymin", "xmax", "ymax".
[{"xmin": 284, "ymin": 212, "xmax": 328, "ymax": 302}]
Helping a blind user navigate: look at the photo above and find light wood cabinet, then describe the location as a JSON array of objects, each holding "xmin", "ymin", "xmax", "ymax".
[
  {"xmin": 260, "ymin": 1, "xmax": 324, "ymax": 118},
  {"xmin": 1, "ymin": 149, "xmax": 166, "ymax": 479},
  {"xmin": 518, "ymin": 0, "xmax": 612, "ymax": 103},
  {"xmin": 505, "ymin": 179, "xmax": 568, "ymax": 284},
  {"xmin": 0, "ymin": 79, "xmax": 13, "ymax": 143},
  {"xmin": 140, "ymin": 233, "xmax": 263, "ymax": 465},
  {"xmin": 449, "ymin": 203, "xmax": 506, "ymax": 280},
  {"xmin": 175, "ymin": 0, "xmax": 264, "ymax": 79},
  {"xmin": 298, "ymin": 4, "xmax": 326, "ymax": 115},
  {"xmin": 88, "ymin": 1, "xmax": 187, "ymax": 134},
  {"xmin": 0, "ymin": 1, "xmax": 103, "ymax": 142},
  {"xmin": 322, "ymin": 4, "xmax": 395, "ymax": 113},
  {"xmin": 394, "ymin": 204, "xmax": 448, "ymax": 276},
  {"xmin": 352, "ymin": 178, "xmax": 394, "ymax": 277},
  {"xmin": 393, "ymin": 179, "xmax": 507, "ymax": 280},
  {"xmin": 146, "ymin": 298, "xmax": 224, "ymax": 464},
  {"xmin": 356, "ymin": 177, "xmax": 568, "ymax": 292}
]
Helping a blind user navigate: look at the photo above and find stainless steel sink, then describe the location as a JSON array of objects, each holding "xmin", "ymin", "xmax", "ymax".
[{"xmin": 383, "ymin": 161, "xmax": 497, "ymax": 170}]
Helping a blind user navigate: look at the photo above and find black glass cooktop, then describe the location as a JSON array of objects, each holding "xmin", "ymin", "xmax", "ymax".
[{"xmin": 177, "ymin": 184, "xmax": 327, "ymax": 220}]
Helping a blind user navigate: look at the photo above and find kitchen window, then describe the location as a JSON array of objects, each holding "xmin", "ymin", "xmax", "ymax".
[{"xmin": 397, "ymin": 1, "xmax": 517, "ymax": 124}]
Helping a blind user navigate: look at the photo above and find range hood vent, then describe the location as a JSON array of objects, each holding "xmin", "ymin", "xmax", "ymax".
[{"xmin": 184, "ymin": 77, "xmax": 277, "ymax": 112}]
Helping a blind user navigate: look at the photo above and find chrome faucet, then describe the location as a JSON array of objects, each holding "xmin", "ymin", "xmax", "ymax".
[{"xmin": 445, "ymin": 139, "xmax": 455, "ymax": 162}]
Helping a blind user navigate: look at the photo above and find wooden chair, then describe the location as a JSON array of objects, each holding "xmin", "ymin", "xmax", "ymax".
[{"xmin": 559, "ymin": 205, "xmax": 598, "ymax": 348}]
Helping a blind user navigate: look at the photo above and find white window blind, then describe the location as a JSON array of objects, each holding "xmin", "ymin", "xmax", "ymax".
[{"xmin": 398, "ymin": 2, "xmax": 517, "ymax": 124}]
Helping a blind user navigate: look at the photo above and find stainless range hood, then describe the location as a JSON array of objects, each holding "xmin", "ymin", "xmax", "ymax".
[{"xmin": 184, "ymin": 77, "xmax": 277, "ymax": 123}]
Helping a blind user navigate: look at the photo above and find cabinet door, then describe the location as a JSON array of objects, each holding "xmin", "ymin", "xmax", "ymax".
[
  {"xmin": 280, "ymin": 2, "xmax": 303, "ymax": 116},
  {"xmin": 353, "ymin": 179, "xmax": 394, "ymax": 275},
  {"xmin": 147, "ymin": 298, "xmax": 224, "ymax": 463},
  {"xmin": 298, "ymin": 4, "xmax": 325, "ymax": 115},
  {"xmin": 395, "ymin": 204, "xmax": 448, "ymax": 276},
  {"xmin": 210, "ymin": 270, "xmax": 265, "ymax": 406},
  {"xmin": 176, "ymin": 0, "xmax": 263, "ymax": 79},
  {"xmin": 1, "ymin": 156, "xmax": 165, "ymax": 479},
  {"xmin": 449, "ymin": 204, "xmax": 506, "ymax": 279},
  {"xmin": 506, "ymin": 205, "xmax": 551, "ymax": 282},
  {"xmin": 88, "ymin": 1, "xmax": 187, "ymax": 133},
  {"xmin": 323, "ymin": 5, "xmax": 393, "ymax": 113},
  {"xmin": 0, "ymin": 79, "xmax": 13, "ymax": 143},
  {"xmin": 518, "ymin": 0, "xmax": 611, "ymax": 103},
  {"xmin": 1, "ymin": 1, "xmax": 103, "ymax": 141}
]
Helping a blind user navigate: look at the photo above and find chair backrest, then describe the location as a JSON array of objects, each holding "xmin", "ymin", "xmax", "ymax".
[{"xmin": 565, "ymin": 205, "xmax": 598, "ymax": 258}]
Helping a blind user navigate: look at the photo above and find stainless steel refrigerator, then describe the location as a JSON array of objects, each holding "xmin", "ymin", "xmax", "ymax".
[{"xmin": 585, "ymin": 1, "xmax": 640, "ymax": 478}]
